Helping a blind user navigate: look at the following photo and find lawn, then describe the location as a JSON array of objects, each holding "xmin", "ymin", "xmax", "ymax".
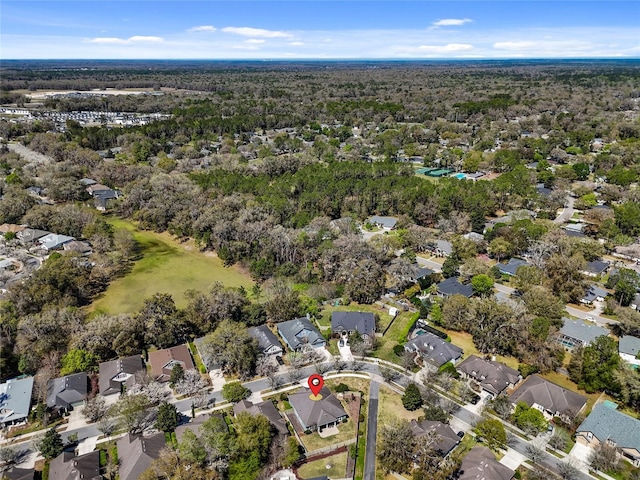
[
  {"xmin": 377, "ymin": 385, "xmax": 422, "ymax": 424},
  {"xmin": 88, "ymin": 217, "xmax": 253, "ymax": 314},
  {"xmin": 540, "ymin": 371, "xmax": 604, "ymax": 411},
  {"xmin": 444, "ymin": 329, "xmax": 520, "ymax": 369},
  {"xmin": 371, "ymin": 310, "xmax": 419, "ymax": 364},
  {"xmin": 297, "ymin": 451, "xmax": 348, "ymax": 479},
  {"xmin": 300, "ymin": 419, "xmax": 357, "ymax": 452}
]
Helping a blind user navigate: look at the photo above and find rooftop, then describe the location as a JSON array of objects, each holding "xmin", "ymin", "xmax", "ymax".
[
  {"xmin": 148, "ymin": 345, "xmax": 195, "ymax": 382},
  {"xmin": 331, "ymin": 311, "xmax": 376, "ymax": 337},
  {"xmin": 559, "ymin": 318, "xmax": 609, "ymax": 345},
  {"xmin": 277, "ymin": 317, "xmax": 325, "ymax": 350},
  {"xmin": 288, "ymin": 386, "xmax": 347, "ymax": 430},
  {"xmin": 456, "ymin": 355, "xmax": 521, "ymax": 395},
  {"xmin": 620, "ymin": 335, "xmax": 640, "ymax": 357},
  {"xmin": 0, "ymin": 376, "xmax": 34, "ymax": 425},
  {"xmin": 509, "ymin": 374, "xmax": 586, "ymax": 418},
  {"xmin": 437, "ymin": 277, "xmax": 474, "ymax": 298},
  {"xmin": 405, "ymin": 332, "xmax": 463, "ymax": 367},
  {"xmin": 577, "ymin": 403, "xmax": 640, "ymax": 452}
]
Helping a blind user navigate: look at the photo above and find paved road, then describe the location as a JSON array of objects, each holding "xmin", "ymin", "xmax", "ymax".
[
  {"xmin": 364, "ymin": 380, "xmax": 380, "ymax": 480},
  {"xmin": 416, "ymin": 255, "xmax": 443, "ymax": 272},
  {"xmin": 553, "ymin": 195, "xmax": 576, "ymax": 224}
]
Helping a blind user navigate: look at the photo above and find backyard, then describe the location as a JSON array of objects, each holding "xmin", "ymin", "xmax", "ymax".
[
  {"xmin": 89, "ymin": 217, "xmax": 253, "ymax": 315},
  {"xmin": 297, "ymin": 451, "xmax": 349, "ymax": 479}
]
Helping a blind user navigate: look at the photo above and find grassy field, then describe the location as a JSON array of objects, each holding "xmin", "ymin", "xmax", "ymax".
[
  {"xmin": 444, "ymin": 329, "xmax": 520, "ymax": 369},
  {"xmin": 89, "ymin": 217, "xmax": 253, "ymax": 315},
  {"xmin": 297, "ymin": 451, "xmax": 348, "ymax": 479},
  {"xmin": 377, "ymin": 385, "xmax": 422, "ymax": 424}
]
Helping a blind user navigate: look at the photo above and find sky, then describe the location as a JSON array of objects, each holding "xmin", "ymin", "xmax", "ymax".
[{"xmin": 1, "ymin": 1, "xmax": 639, "ymax": 59}]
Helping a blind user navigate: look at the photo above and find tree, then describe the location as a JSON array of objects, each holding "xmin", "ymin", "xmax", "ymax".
[
  {"xmin": 471, "ymin": 274, "xmax": 494, "ymax": 297},
  {"xmin": 38, "ymin": 427, "xmax": 64, "ymax": 459},
  {"xmin": 282, "ymin": 437, "xmax": 302, "ymax": 467},
  {"xmin": 155, "ymin": 402, "xmax": 178, "ymax": 433},
  {"xmin": 231, "ymin": 412, "xmax": 274, "ymax": 464},
  {"xmin": 82, "ymin": 396, "xmax": 108, "ymax": 423},
  {"xmin": 557, "ymin": 460, "xmax": 581, "ymax": 480},
  {"xmin": 570, "ymin": 335, "xmax": 620, "ymax": 393},
  {"xmin": 178, "ymin": 429, "xmax": 208, "ymax": 466},
  {"xmin": 548, "ymin": 429, "xmax": 570, "ymax": 451},
  {"xmin": 441, "ymin": 256, "xmax": 461, "ymax": 278},
  {"xmin": 111, "ymin": 393, "xmax": 154, "ymax": 433},
  {"xmin": 222, "ymin": 382, "xmax": 251, "ymax": 403},
  {"xmin": 174, "ymin": 369, "xmax": 208, "ymax": 397},
  {"xmin": 202, "ymin": 320, "xmax": 259, "ymax": 378},
  {"xmin": 402, "ymin": 383, "xmax": 423, "ymax": 411},
  {"xmin": 474, "ymin": 418, "xmax": 506, "ymax": 451},
  {"xmin": 169, "ymin": 364, "xmax": 185, "ymax": 387},
  {"xmin": 378, "ymin": 419, "xmax": 417, "ymax": 474},
  {"xmin": 60, "ymin": 349, "xmax": 98, "ymax": 375},
  {"xmin": 489, "ymin": 394, "xmax": 513, "ymax": 419},
  {"xmin": 137, "ymin": 293, "xmax": 181, "ymax": 349},
  {"xmin": 513, "ymin": 401, "xmax": 548, "ymax": 434}
]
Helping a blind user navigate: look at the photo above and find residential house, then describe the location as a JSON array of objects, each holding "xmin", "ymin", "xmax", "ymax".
[
  {"xmin": 63, "ymin": 240, "xmax": 92, "ymax": 255},
  {"xmin": 456, "ymin": 355, "xmax": 521, "ymax": 397},
  {"xmin": 0, "ymin": 224, "xmax": 25, "ymax": 235},
  {"xmin": 409, "ymin": 419, "xmax": 460, "ymax": 457},
  {"xmin": 288, "ymin": 386, "xmax": 347, "ymax": 432},
  {"xmin": 459, "ymin": 446, "xmax": 515, "ymax": 480},
  {"xmin": 148, "ymin": 345, "xmax": 195, "ymax": 382},
  {"xmin": 632, "ymin": 293, "xmax": 640, "ymax": 312},
  {"xmin": 463, "ymin": 232, "xmax": 485, "ymax": 243},
  {"xmin": 234, "ymin": 399, "xmax": 288, "ymax": 436},
  {"xmin": 0, "ymin": 466, "xmax": 34, "ymax": 480},
  {"xmin": 117, "ymin": 433, "xmax": 166, "ymax": 480},
  {"xmin": 497, "ymin": 258, "xmax": 529, "ymax": 276},
  {"xmin": 0, "ymin": 377, "xmax": 34, "ymax": 427},
  {"xmin": 367, "ymin": 215, "xmax": 398, "ymax": 231},
  {"xmin": 46, "ymin": 372, "xmax": 88, "ymax": 411},
  {"xmin": 175, "ymin": 413, "xmax": 226, "ymax": 442},
  {"xmin": 17, "ymin": 228, "xmax": 49, "ymax": 245},
  {"xmin": 619, "ymin": 335, "xmax": 640, "ymax": 367},
  {"xmin": 248, "ymin": 325, "xmax": 284, "ymax": 357},
  {"xmin": 436, "ymin": 277, "xmax": 474, "ymax": 298},
  {"xmin": 404, "ymin": 332, "xmax": 463, "ymax": 368},
  {"xmin": 79, "ymin": 178, "xmax": 97, "ymax": 186},
  {"xmin": 434, "ymin": 240, "xmax": 453, "ymax": 257},
  {"xmin": 49, "ymin": 450, "xmax": 101, "ymax": 480},
  {"xmin": 581, "ymin": 285, "xmax": 610, "ymax": 305},
  {"xmin": 85, "ymin": 183, "xmax": 121, "ymax": 211},
  {"xmin": 98, "ymin": 355, "xmax": 145, "ymax": 396},
  {"xmin": 576, "ymin": 404, "xmax": 640, "ymax": 467},
  {"xmin": 193, "ymin": 337, "xmax": 220, "ymax": 372},
  {"xmin": 582, "ymin": 260, "xmax": 610, "ymax": 277},
  {"xmin": 277, "ymin": 317, "xmax": 326, "ymax": 352},
  {"xmin": 38, "ymin": 233, "xmax": 75, "ymax": 251},
  {"xmin": 557, "ymin": 318, "xmax": 609, "ymax": 350},
  {"xmin": 509, "ymin": 374, "xmax": 587, "ymax": 421},
  {"xmin": 331, "ymin": 311, "xmax": 376, "ymax": 343}
]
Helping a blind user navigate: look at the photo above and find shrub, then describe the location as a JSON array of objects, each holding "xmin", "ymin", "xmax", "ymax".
[
  {"xmin": 393, "ymin": 344, "xmax": 405, "ymax": 356},
  {"xmin": 335, "ymin": 383, "xmax": 350, "ymax": 393}
]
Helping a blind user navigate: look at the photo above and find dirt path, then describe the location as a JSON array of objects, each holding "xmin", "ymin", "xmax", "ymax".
[{"xmin": 7, "ymin": 142, "xmax": 54, "ymax": 166}]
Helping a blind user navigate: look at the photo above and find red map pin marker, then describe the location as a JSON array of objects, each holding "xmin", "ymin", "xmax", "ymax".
[{"xmin": 308, "ymin": 374, "xmax": 324, "ymax": 397}]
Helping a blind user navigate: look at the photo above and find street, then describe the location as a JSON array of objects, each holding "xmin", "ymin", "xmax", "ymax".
[{"xmin": 364, "ymin": 381, "xmax": 380, "ymax": 480}]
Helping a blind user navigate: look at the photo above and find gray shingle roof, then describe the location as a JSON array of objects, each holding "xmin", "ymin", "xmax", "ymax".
[
  {"xmin": 0, "ymin": 377, "xmax": 34, "ymax": 425},
  {"xmin": 233, "ymin": 399, "xmax": 288, "ymax": 435},
  {"xmin": 117, "ymin": 433, "xmax": 166, "ymax": 480},
  {"xmin": 409, "ymin": 419, "xmax": 460, "ymax": 457},
  {"xmin": 193, "ymin": 336, "xmax": 221, "ymax": 371},
  {"xmin": 46, "ymin": 372, "xmax": 88, "ymax": 409},
  {"xmin": 509, "ymin": 374, "xmax": 586, "ymax": 419},
  {"xmin": 49, "ymin": 450, "xmax": 101, "ymax": 480},
  {"xmin": 175, "ymin": 413, "xmax": 226, "ymax": 443},
  {"xmin": 367, "ymin": 215, "xmax": 398, "ymax": 229},
  {"xmin": 459, "ymin": 446, "xmax": 515, "ymax": 480},
  {"xmin": 1, "ymin": 466, "xmax": 34, "ymax": 480},
  {"xmin": 288, "ymin": 386, "xmax": 347, "ymax": 430},
  {"xmin": 405, "ymin": 332, "xmax": 463, "ymax": 367},
  {"xmin": 577, "ymin": 403, "xmax": 640, "ymax": 452},
  {"xmin": 98, "ymin": 355, "xmax": 145, "ymax": 395},
  {"xmin": 498, "ymin": 258, "xmax": 529, "ymax": 276},
  {"xmin": 584, "ymin": 260, "xmax": 610, "ymax": 275},
  {"xmin": 277, "ymin": 317, "xmax": 326, "ymax": 351},
  {"xmin": 559, "ymin": 318, "xmax": 609, "ymax": 346},
  {"xmin": 437, "ymin": 277, "xmax": 473, "ymax": 298},
  {"xmin": 456, "ymin": 355, "xmax": 521, "ymax": 396},
  {"xmin": 619, "ymin": 335, "xmax": 640, "ymax": 357},
  {"xmin": 248, "ymin": 325, "xmax": 283, "ymax": 356},
  {"xmin": 331, "ymin": 311, "xmax": 376, "ymax": 338}
]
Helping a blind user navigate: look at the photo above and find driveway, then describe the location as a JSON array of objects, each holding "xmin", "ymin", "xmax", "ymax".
[
  {"xmin": 553, "ymin": 195, "xmax": 575, "ymax": 224},
  {"xmin": 364, "ymin": 380, "xmax": 380, "ymax": 480},
  {"xmin": 500, "ymin": 447, "xmax": 527, "ymax": 470},
  {"xmin": 569, "ymin": 441, "xmax": 594, "ymax": 473},
  {"xmin": 338, "ymin": 340, "xmax": 354, "ymax": 362}
]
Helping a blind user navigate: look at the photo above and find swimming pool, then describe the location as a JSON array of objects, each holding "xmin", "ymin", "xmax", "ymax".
[{"xmin": 453, "ymin": 173, "xmax": 466, "ymax": 179}]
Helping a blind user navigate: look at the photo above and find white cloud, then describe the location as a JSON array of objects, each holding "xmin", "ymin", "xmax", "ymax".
[
  {"xmin": 493, "ymin": 41, "xmax": 537, "ymax": 50},
  {"xmin": 289, "ymin": 41, "xmax": 304, "ymax": 46},
  {"xmin": 221, "ymin": 26, "xmax": 291, "ymax": 38},
  {"xmin": 188, "ymin": 25, "xmax": 216, "ymax": 32},
  {"xmin": 432, "ymin": 18, "xmax": 472, "ymax": 28},
  {"xmin": 86, "ymin": 35, "xmax": 163, "ymax": 44},
  {"xmin": 245, "ymin": 39, "xmax": 265, "ymax": 44},
  {"xmin": 418, "ymin": 43, "xmax": 474, "ymax": 53}
]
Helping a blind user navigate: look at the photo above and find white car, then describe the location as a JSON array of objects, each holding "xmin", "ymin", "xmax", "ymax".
[{"xmin": 585, "ymin": 315, "xmax": 595, "ymax": 322}]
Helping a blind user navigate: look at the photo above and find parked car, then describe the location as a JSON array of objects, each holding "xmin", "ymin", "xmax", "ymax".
[
  {"xmin": 457, "ymin": 431, "xmax": 465, "ymax": 438},
  {"xmin": 275, "ymin": 356, "xmax": 284, "ymax": 365}
]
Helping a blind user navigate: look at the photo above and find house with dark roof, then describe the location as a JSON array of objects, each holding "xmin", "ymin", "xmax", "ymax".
[
  {"xmin": 288, "ymin": 386, "xmax": 347, "ymax": 432},
  {"xmin": 49, "ymin": 450, "xmax": 101, "ymax": 480},
  {"xmin": 0, "ymin": 377, "xmax": 34, "ymax": 426},
  {"xmin": 582, "ymin": 260, "xmax": 610, "ymax": 277},
  {"xmin": 434, "ymin": 240, "xmax": 453, "ymax": 257},
  {"xmin": 277, "ymin": 317, "xmax": 326, "ymax": 352},
  {"xmin": 117, "ymin": 433, "xmax": 166, "ymax": 480},
  {"xmin": 497, "ymin": 258, "xmax": 529, "ymax": 276},
  {"xmin": 63, "ymin": 241, "xmax": 92, "ymax": 255},
  {"xmin": 509, "ymin": 374, "xmax": 587, "ymax": 421},
  {"xmin": 580, "ymin": 285, "xmax": 610, "ymax": 305},
  {"xmin": 0, "ymin": 466, "xmax": 34, "ymax": 480},
  {"xmin": 409, "ymin": 419, "xmax": 460, "ymax": 457},
  {"xmin": 367, "ymin": 215, "xmax": 398, "ymax": 231},
  {"xmin": 576, "ymin": 403, "xmax": 640, "ymax": 467},
  {"xmin": 148, "ymin": 345, "xmax": 195, "ymax": 383},
  {"xmin": 619, "ymin": 335, "xmax": 640, "ymax": 367},
  {"xmin": 46, "ymin": 372, "xmax": 88, "ymax": 411},
  {"xmin": 17, "ymin": 228, "xmax": 49, "ymax": 245},
  {"xmin": 193, "ymin": 337, "xmax": 221, "ymax": 372},
  {"xmin": 436, "ymin": 277, "xmax": 474, "ymax": 298},
  {"xmin": 175, "ymin": 413, "xmax": 226, "ymax": 442},
  {"xmin": 456, "ymin": 355, "xmax": 521, "ymax": 397},
  {"xmin": 459, "ymin": 446, "xmax": 515, "ymax": 480},
  {"xmin": 404, "ymin": 332, "xmax": 463, "ymax": 368},
  {"xmin": 248, "ymin": 325, "xmax": 283, "ymax": 357},
  {"xmin": 234, "ymin": 399, "xmax": 288, "ymax": 436},
  {"xmin": 556, "ymin": 318, "xmax": 609, "ymax": 350},
  {"xmin": 98, "ymin": 355, "xmax": 145, "ymax": 396},
  {"xmin": 331, "ymin": 311, "xmax": 376, "ymax": 343}
]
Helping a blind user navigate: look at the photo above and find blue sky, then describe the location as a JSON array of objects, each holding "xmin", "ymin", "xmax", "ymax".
[{"xmin": 2, "ymin": 1, "xmax": 639, "ymax": 59}]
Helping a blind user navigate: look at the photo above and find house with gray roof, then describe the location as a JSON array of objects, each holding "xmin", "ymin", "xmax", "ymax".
[
  {"xmin": 175, "ymin": 413, "xmax": 226, "ymax": 442},
  {"xmin": 49, "ymin": 450, "xmax": 101, "ymax": 480},
  {"xmin": 98, "ymin": 355, "xmax": 145, "ymax": 396},
  {"xmin": 17, "ymin": 228, "xmax": 49, "ymax": 245},
  {"xmin": 619, "ymin": 335, "xmax": 640, "ymax": 367},
  {"xmin": 193, "ymin": 337, "xmax": 221, "ymax": 372},
  {"xmin": 576, "ymin": 403, "xmax": 640, "ymax": 467},
  {"xmin": 459, "ymin": 446, "xmax": 515, "ymax": 480},
  {"xmin": 117, "ymin": 433, "xmax": 166, "ymax": 480},
  {"xmin": 582, "ymin": 260, "xmax": 610, "ymax": 277},
  {"xmin": 456, "ymin": 355, "xmax": 521, "ymax": 397},
  {"xmin": 248, "ymin": 325, "xmax": 283, "ymax": 357},
  {"xmin": 0, "ymin": 466, "xmax": 34, "ymax": 480},
  {"xmin": 46, "ymin": 372, "xmax": 88, "ymax": 411},
  {"xmin": 436, "ymin": 277, "xmax": 473, "ymax": 298},
  {"xmin": 367, "ymin": 215, "xmax": 398, "ymax": 231},
  {"xmin": 288, "ymin": 386, "xmax": 347, "ymax": 432},
  {"xmin": 234, "ymin": 399, "xmax": 288, "ymax": 436},
  {"xmin": 409, "ymin": 419, "xmax": 460, "ymax": 457},
  {"xmin": 581, "ymin": 285, "xmax": 610, "ymax": 305},
  {"xmin": 434, "ymin": 240, "xmax": 453, "ymax": 257},
  {"xmin": 277, "ymin": 317, "xmax": 326, "ymax": 352},
  {"xmin": 404, "ymin": 332, "xmax": 463, "ymax": 368},
  {"xmin": 0, "ymin": 377, "xmax": 34, "ymax": 426},
  {"xmin": 509, "ymin": 374, "xmax": 586, "ymax": 421},
  {"xmin": 331, "ymin": 311, "xmax": 376, "ymax": 342},
  {"xmin": 497, "ymin": 258, "xmax": 529, "ymax": 276},
  {"xmin": 557, "ymin": 318, "xmax": 609, "ymax": 350}
]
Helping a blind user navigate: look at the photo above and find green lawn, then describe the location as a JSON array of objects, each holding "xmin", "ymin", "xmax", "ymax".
[
  {"xmin": 297, "ymin": 452, "xmax": 348, "ymax": 479},
  {"xmin": 377, "ymin": 385, "xmax": 422, "ymax": 423},
  {"xmin": 300, "ymin": 419, "xmax": 357, "ymax": 452},
  {"xmin": 371, "ymin": 310, "xmax": 419, "ymax": 364},
  {"xmin": 89, "ymin": 217, "xmax": 253, "ymax": 315}
]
